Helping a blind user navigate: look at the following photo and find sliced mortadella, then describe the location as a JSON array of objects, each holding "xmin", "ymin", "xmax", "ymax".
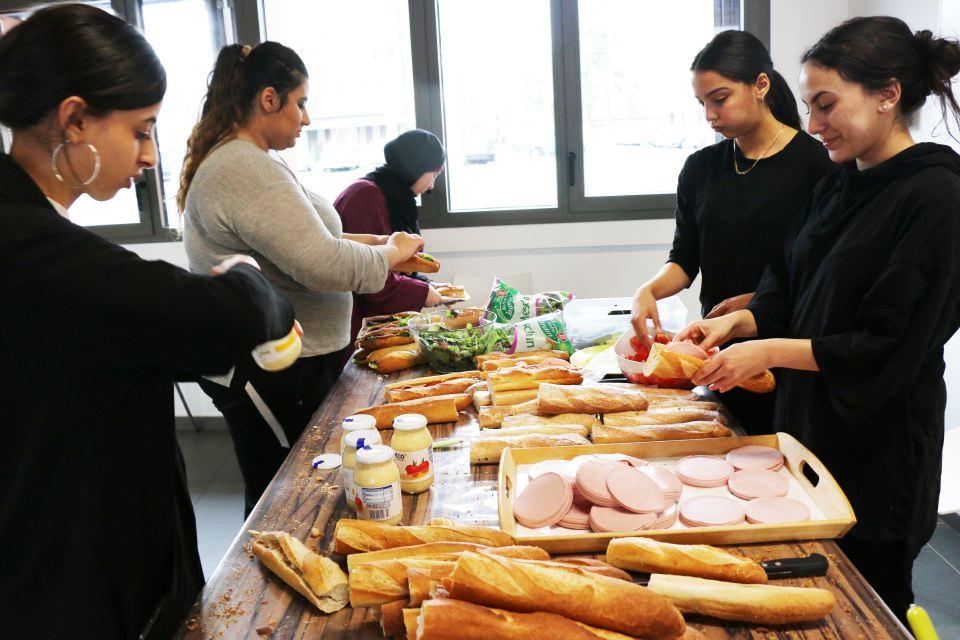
[
  {"xmin": 557, "ymin": 496, "xmax": 591, "ymax": 529},
  {"xmin": 679, "ymin": 495, "xmax": 746, "ymax": 527},
  {"xmin": 725, "ymin": 445, "xmax": 784, "ymax": 471},
  {"xmin": 676, "ymin": 455, "xmax": 734, "ymax": 487},
  {"xmin": 727, "ymin": 469, "xmax": 789, "ymax": 500},
  {"xmin": 638, "ymin": 465, "xmax": 683, "ymax": 501},
  {"xmin": 665, "ymin": 341, "xmax": 709, "ymax": 360},
  {"xmin": 513, "ymin": 471, "xmax": 573, "ymax": 528},
  {"xmin": 745, "ymin": 497, "xmax": 811, "ymax": 524},
  {"xmin": 651, "ymin": 502, "xmax": 678, "ymax": 529},
  {"xmin": 575, "ymin": 460, "xmax": 621, "ymax": 506},
  {"xmin": 605, "ymin": 465, "xmax": 666, "ymax": 514},
  {"xmin": 588, "ymin": 505, "xmax": 656, "ymax": 533}
]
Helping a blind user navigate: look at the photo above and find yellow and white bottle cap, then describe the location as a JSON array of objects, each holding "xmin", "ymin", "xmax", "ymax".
[{"xmin": 252, "ymin": 323, "xmax": 303, "ymax": 371}]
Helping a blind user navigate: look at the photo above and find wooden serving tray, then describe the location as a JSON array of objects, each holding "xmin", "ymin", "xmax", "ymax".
[{"xmin": 497, "ymin": 432, "xmax": 856, "ymax": 553}]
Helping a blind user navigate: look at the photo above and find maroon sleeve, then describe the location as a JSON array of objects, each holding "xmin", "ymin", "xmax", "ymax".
[{"xmin": 335, "ymin": 180, "xmax": 430, "ymax": 317}]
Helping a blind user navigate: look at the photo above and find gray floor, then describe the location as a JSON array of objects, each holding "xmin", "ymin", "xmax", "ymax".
[{"xmin": 178, "ymin": 429, "xmax": 960, "ymax": 638}]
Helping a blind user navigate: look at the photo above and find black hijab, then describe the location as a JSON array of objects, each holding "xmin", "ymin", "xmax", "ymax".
[{"xmin": 364, "ymin": 129, "xmax": 445, "ymax": 234}]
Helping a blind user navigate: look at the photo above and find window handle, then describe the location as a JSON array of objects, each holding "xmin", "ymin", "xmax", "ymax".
[{"xmin": 567, "ymin": 152, "xmax": 576, "ymax": 187}]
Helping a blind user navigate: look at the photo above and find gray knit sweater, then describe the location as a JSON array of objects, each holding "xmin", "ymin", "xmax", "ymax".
[{"xmin": 183, "ymin": 139, "xmax": 389, "ymax": 356}]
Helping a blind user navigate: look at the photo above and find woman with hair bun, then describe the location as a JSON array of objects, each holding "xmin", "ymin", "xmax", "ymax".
[
  {"xmin": 631, "ymin": 30, "xmax": 835, "ymax": 434},
  {"xmin": 677, "ymin": 16, "xmax": 960, "ymax": 619},
  {"xmin": 0, "ymin": 5, "xmax": 296, "ymax": 638}
]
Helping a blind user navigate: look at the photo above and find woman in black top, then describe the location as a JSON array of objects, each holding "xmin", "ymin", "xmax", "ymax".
[
  {"xmin": 0, "ymin": 6, "xmax": 294, "ymax": 639},
  {"xmin": 631, "ymin": 30, "xmax": 835, "ymax": 435},
  {"xmin": 679, "ymin": 17, "xmax": 960, "ymax": 621}
]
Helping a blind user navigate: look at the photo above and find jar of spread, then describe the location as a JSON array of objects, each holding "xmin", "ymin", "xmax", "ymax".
[
  {"xmin": 390, "ymin": 413, "xmax": 434, "ymax": 494},
  {"xmin": 342, "ymin": 429, "xmax": 382, "ymax": 511},
  {"xmin": 354, "ymin": 444, "xmax": 403, "ymax": 524},
  {"xmin": 340, "ymin": 414, "xmax": 378, "ymax": 457}
]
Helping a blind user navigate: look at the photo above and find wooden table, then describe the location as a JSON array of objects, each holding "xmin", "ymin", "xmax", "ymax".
[{"xmin": 175, "ymin": 365, "xmax": 911, "ymax": 640}]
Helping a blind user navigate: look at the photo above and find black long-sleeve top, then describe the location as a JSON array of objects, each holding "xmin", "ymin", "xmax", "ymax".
[
  {"xmin": 669, "ymin": 132, "xmax": 836, "ymax": 317},
  {"xmin": 749, "ymin": 142, "xmax": 960, "ymax": 551},
  {"xmin": 0, "ymin": 153, "xmax": 295, "ymax": 639}
]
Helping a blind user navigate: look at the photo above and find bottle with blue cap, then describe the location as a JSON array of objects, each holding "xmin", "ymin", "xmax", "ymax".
[
  {"xmin": 342, "ymin": 429, "xmax": 382, "ymax": 511},
  {"xmin": 339, "ymin": 414, "xmax": 378, "ymax": 457}
]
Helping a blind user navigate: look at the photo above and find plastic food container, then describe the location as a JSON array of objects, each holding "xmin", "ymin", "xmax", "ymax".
[{"xmin": 408, "ymin": 314, "xmax": 495, "ymax": 372}]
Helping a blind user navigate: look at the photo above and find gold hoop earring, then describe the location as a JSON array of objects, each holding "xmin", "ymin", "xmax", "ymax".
[{"xmin": 51, "ymin": 141, "xmax": 101, "ymax": 188}]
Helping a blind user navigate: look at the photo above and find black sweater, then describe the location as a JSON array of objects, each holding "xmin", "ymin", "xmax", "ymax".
[
  {"xmin": 0, "ymin": 154, "xmax": 295, "ymax": 639},
  {"xmin": 749, "ymin": 142, "xmax": 960, "ymax": 550},
  {"xmin": 669, "ymin": 132, "xmax": 835, "ymax": 317}
]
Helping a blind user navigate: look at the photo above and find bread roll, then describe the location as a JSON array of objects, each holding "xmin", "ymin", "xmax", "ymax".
[
  {"xmin": 415, "ymin": 599, "xmax": 641, "ymax": 640},
  {"xmin": 470, "ymin": 433, "xmax": 591, "ymax": 465},
  {"xmin": 646, "ymin": 398, "xmax": 724, "ymax": 412},
  {"xmin": 602, "ymin": 407, "xmax": 726, "ymax": 426},
  {"xmin": 592, "ymin": 421, "xmax": 732, "ymax": 444},
  {"xmin": 472, "ymin": 390, "xmax": 492, "ymax": 410},
  {"xmin": 403, "ymin": 607, "xmax": 420, "ymax": 640},
  {"xmin": 500, "ymin": 413, "xmax": 601, "ymax": 431},
  {"xmin": 643, "ymin": 343, "xmax": 776, "ymax": 394},
  {"xmin": 385, "ymin": 374, "xmax": 481, "ymax": 403},
  {"xmin": 354, "ymin": 396, "xmax": 462, "ymax": 429},
  {"xmin": 646, "ymin": 573, "xmax": 836, "ymax": 624},
  {"xmin": 487, "ymin": 364, "xmax": 583, "ymax": 392},
  {"xmin": 475, "ymin": 350, "xmax": 570, "ymax": 366},
  {"xmin": 333, "ymin": 519, "xmax": 515, "ymax": 555},
  {"xmin": 381, "ymin": 598, "xmax": 409, "ymax": 638},
  {"xmin": 606, "ymin": 537, "xmax": 767, "ymax": 584},
  {"xmin": 249, "ymin": 531, "xmax": 348, "ymax": 613},
  {"xmin": 366, "ymin": 343, "xmax": 426, "ymax": 374},
  {"xmin": 441, "ymin": 552, "xmax": 685, "ymax": 639},
  {"xmin": 490, "ymin": 387, "xmax": 539, "ymax": 406},
  {"xmin": 478, "ymin": 400, "xmax": 539, "ymax": 428},
  {"xmin": 479, "ymin": 424, "xmax": 590, "ymax": 438},
  {"xmin": 537, "ymin": 384, "xmax": 649, "ymax": 415}
]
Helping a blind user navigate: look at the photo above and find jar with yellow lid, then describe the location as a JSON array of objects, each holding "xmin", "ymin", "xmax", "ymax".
[
  {"xmin": 340, "ymin": 414, "xmax": 378, "ymax": 456},
  {"xmin": 342, "ymin": 429, "xmax": 382, "ymax": 511},
  {"xmin": 391, "ymin": 413, "xmax": 434, "ymax": 494},
  {"xmin": 355, "ymin": 444, "xmax": 403, "ymax": 524}
]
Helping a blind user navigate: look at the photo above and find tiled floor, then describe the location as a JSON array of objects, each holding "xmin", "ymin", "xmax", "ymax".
[{"xmin": 178, "ymin": 429, "xmax": 960, "ymax": 638}]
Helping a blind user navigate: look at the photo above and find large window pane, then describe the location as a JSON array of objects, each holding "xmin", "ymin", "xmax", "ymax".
[
  {"xmin": 263, "ymin": 0, "xmax": 416, "ymax": 202},
  {"xmin": 437, "ymin": 0, "xmax": 557, "ymax": 212},
  {"xmin": 141, "ymin": 0, "xmax": 224, "ymax": 226},
  {"xmin": 579, "ymin": 1, "xmax": 719, "ymax": 197}
]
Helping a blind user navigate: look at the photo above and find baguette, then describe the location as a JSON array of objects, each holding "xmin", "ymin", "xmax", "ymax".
[
  {"xmin": 477, "ymin": 400, "xmax": 539, "ymax": 428},
  {"xmin": 385, "ymin": 371, "xmax": 482, "ymax": 390},
  {"xmin": 646, "ymin": 398, "xmax": 724, "ymax": 412},
  {"xmin": 347, "ymin": 542, "xmax": 548, "ymax": 571},
  {"xmin": 403, "ymin": 607, "xmax": 420, "ymax": 640},
  {"xmin": 333, "ymin": 519, "xmax": 515, "ymax": 555},
  {"xmin": 415, "ymin": 598, "xmax": 641, "ymax": 640},
  {"xmin": 646, "ymin": 573, "xmax": 836, "ymax": 624},
  {"xmin": 487, "ymin": 364, "xmax": 583, "ymax": 392},
  {"xmin": 440, "ymin": 552, "xmax": 685, "ymax": 639},
  {"xmin": 385, "ymin": 378, "xmax": 479, "ymax": 403},
  {"xmin": 249, "ymin": 531, "xmax": 348, "ymax": 613},
  {"xmin": 349, "ymin": 546, "xmax": 548, "ymax": 607},
  {"xmin": 472, "ymin": 390, "xmax": 491, "ymax": 410},
  {"xmin": 479, "ymin": 424, "xmax": 590, "ymax": 438},
  {"xmin": 644, "ymin": 343, "xmax": 776, "ymax": 394},
  {"xmin": 366, "ymin": 343, "xmax": 426, "ymax": 374},
  {"xmin": 354, "ymin": 396, "xmax": 461, "ymax": 429},
  {"xmin": 358, "ymin": 326, "xmax": 415, "ymax": 351},
  {"xmin": 592, "ymin": 421, "xmax": 732, "ymax": 444},
  {"xmin": 500, "ymin": 413, "xmax": 600, "ymax": 431},
  {"xmin": 606, "ymin": 537, "xmax": 767, "ymax": 584},
  {"xmin": 470, "ymin": 433, "xmax": 591, "ymax": 465},
  {"xmin": 475, "ymin": 349, "xmax": 570, "ymax": 366},
  {"xmin": 602, "ymin": 407, "xmax": 726, "ymax": 426},
  {"xmin": 393, "ymin": 252, "xmax": 440, "ymax": 274},
  {"xmin": 481, "ymin": 355, "xmax": 575, "ymax": 374},
  {"xmin": 381, "ymin": 598, "xmax": 409, "ymax": 638},
  {"xmin": 490, "ymin": 387, "xmax": 540, "ymax": 406},
  {"xmin": 537, "ymin": 383, "xmax": 649, "ymax": 415}
]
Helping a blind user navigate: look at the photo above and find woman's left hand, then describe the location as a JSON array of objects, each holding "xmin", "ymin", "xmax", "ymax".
[{"xmin": 692, "ymin": 340, "xmax": 772, "ymax": 393}]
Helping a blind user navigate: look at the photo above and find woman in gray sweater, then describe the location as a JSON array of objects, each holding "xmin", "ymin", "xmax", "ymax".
[{"xmin": 179, "ymin": 42, "xmax": 422, "ymax": 514}]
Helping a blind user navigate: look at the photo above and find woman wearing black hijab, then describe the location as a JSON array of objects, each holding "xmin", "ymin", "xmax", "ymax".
[{"xmin": 336, "ymin": 129, "xmax": 446, "ymax": 344}]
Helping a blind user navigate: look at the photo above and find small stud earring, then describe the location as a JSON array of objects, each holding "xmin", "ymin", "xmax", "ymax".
[{"xmin": 881, "ymin": 104, "xmax": 889, "ymax": 111}]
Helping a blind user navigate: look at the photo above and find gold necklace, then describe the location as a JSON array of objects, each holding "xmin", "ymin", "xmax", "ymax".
[{"xmin": 733, "ymin": 126, "xmax": 785, "ymax": 176}]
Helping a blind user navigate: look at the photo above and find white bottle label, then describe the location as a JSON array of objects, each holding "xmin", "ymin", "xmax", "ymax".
[
  {"xmin": 358, "ymin": 481, "xmax": 402, "ymax": 521},
  {"xmin": 343, "ymin": 467, "xmax": 356, "ymax": 508},
  {"xmin": 394, "ymin": 447, "xmax": 434, "ymax": 482}
]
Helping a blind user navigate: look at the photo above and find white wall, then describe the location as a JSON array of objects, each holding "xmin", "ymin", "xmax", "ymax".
[{"xmin": 135, "ymin": 0, "xmax": 960, "ymax": 428}]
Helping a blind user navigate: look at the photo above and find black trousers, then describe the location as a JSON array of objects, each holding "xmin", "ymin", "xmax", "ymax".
[
  {"xmin": 198, "ymin": 351, "xmax": 344, "ymax": 516},
  {"xmin": 837, "ymin": 535, "xmax": 921, "ymax": 627},
  {"xmin": 716, "ymin": 386, "xmax": 777, "ymax": 435}
]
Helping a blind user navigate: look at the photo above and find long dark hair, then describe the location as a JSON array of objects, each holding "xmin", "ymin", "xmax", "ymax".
[
  {"xmin": 802, "ymin": 16, "xmax": 960, "ymax": 132},
  {"xmin": 178, "ymin": 41, "xmax": 308, "ymax": 212},
  {"xmin": 0, "ymin": 4, "xmax": 166, "ymax": 131},
  {"xmin": 692, "ymin": 30, "xmax": 802, "ymax": 130}
]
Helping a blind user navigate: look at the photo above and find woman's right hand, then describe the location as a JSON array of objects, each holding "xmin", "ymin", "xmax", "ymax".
[
  {"xmin": 211, "ymin": 254, "xmax": 260, "ymax": 276},
  {"xmin": 631, "ymin": 285, "xmax": 661, "ymax": 346},
  {"xmin": 674, "ymin": 314, "xmax": 739, "ymax": 351},
  {"xmin": 424, "ymin": 286, "xmax": 443, "ymax": 307},
  {"xmin": 385, "ymin": 231, "xmax": 424, "ymax": 267}
]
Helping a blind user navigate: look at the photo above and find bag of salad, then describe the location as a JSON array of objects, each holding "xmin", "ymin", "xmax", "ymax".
[
  {"xmin": 485, "ymin": 278, "xmax": 574, "ymax": 324},
  {"xmin": 487, "ymin": 311, "xmax": 574, "ymax": 355}
]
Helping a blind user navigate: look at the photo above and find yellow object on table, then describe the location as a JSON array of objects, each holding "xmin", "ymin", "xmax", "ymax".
[{"xmin": 907, "ymin": 604, "xmax": 939, "ymax": 640}]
